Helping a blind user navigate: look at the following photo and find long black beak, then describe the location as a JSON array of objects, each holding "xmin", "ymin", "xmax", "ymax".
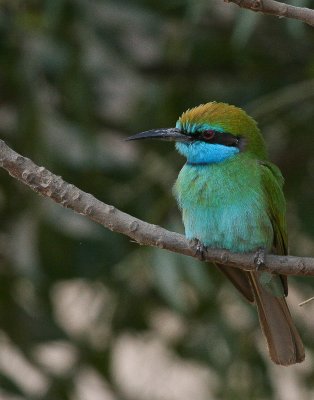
[{"xmin": 126, "ymin": 128, "xmax": 190, "ymax": 142}]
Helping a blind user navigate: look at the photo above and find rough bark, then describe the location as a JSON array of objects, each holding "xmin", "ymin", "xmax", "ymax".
[
  {"xmin": 225, "ymin": 0, "xmax": 314, "ymax": 27},
  {"xmin": 1, "ymin": 139, "xmax": 314, "ymax": 276}
]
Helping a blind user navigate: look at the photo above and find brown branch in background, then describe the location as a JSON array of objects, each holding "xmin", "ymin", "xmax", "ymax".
[
  {"xmin": 225, "ymin": 0, "xmax": 314, "ymax": 27},
  {"xmin": 1, "ymin": 139, "xmax": 314, "ymax": 276}
]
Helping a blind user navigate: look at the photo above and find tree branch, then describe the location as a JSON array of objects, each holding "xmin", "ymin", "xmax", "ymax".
[
  {"xmin": 225, "ymin": 0, "xmax": 314, "ymax": 27},
  {"xmin": 1, "ymin": 139, "xmax": 314, "ymax": 276}
]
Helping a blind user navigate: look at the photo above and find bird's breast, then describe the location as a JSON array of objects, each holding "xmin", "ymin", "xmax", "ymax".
[{"xmin": 173, "ymin": 159, "xmax": 273, "ymax": 252}]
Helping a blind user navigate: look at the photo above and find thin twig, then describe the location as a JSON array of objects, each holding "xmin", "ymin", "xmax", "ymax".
[
  {"xmin": 299, "ymin": 297, "xmax": 314, "ymax": 306},
  {"xmin": 225, "ymin": 0, "xmax": 314, "ymax": 27},
  {"xmin": 0, "ymin": 139, "xmax": 314, "ymax": 276}
]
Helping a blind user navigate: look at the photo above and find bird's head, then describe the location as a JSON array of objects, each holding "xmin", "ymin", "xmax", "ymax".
[{"xmin": 127, "ymin": 102, "xmax": 267, "ymax": 164}]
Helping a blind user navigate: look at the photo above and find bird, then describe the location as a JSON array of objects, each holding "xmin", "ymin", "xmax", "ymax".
[{"xmin": 126, "ymin": 102, "xmax": 305, "ymax": 365}]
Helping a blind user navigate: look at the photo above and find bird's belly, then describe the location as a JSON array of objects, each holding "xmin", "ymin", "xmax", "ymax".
[
  {"xmin": 174, "ymin": 165, "xmax": 273, "ymax": 253},
  {"xmin": 182, "ymin": 203, "xmax": 273, "ymax": 252}
]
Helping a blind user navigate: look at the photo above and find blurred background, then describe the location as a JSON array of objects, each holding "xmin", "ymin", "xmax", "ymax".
[{"xmin": 1, "ymin": 0, "xmax": 314, "ymax": 399}]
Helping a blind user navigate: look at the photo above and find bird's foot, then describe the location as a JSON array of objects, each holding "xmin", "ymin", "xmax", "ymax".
[
  {"xmin": 254, "ymin": 247, "xmax": 266, "ymax": 270},
  {"xmin": 192, "ymin": 239, "xmax": 207, "ymax": 261}
]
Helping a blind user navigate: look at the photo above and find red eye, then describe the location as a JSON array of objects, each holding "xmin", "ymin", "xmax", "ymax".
[{"xmin": 202, "ymin": 130, "xmax": 215, "ymax": 140}]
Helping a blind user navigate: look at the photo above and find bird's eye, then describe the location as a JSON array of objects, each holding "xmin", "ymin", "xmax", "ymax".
[{"xmin": 202, "ymin": 130, "xmax": 216, "ymax": 140}]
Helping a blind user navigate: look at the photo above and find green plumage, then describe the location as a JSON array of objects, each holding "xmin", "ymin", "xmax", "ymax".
[
  {"xmin": 174, "ymin": 103, "xmax": 304, "ymax": 365},
  {"xmin": 128, "ymin": 101, "xmax": 305, "ymax": 365}
]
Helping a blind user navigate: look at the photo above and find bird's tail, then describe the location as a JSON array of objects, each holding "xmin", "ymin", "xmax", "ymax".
[
  {"xmin": 216, "ymin": 264, "xmax": 304, "ymax": 365},
  {"xmin": 248, "ymin": 272, "xmax": 304, "ymax": 365}
]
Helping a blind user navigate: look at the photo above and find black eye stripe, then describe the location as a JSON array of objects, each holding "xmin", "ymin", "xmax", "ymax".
[{"xmin": 194, "ymin": 130, "xmax": 240, "ymax": 147}]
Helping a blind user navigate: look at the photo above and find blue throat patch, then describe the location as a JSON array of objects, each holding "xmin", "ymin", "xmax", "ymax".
[{"xmin": 175, "ymin": 141, "xmax": 239, "ymax": 164}]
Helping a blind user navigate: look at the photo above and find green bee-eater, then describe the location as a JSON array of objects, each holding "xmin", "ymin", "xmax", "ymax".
[{"xmin": 127, "ymin": 102, "xmax": 304, "ymax": 365}]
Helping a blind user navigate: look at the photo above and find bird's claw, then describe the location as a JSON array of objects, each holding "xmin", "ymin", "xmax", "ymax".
[
  {"xmin": 254, "ymin": 247, "xmax": 266, "ymax": 270},
  {"xmin": 192, "ymin": 239, "xmax": 207, "ymax": 261}
]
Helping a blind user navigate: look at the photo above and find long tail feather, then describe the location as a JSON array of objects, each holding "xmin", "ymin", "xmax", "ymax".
[
  {"xmin": 216, "ymin": 264, "xmax": 304, "ymax": 365},
  {"xmin": 248, "ymin": 272, "xmax": 304, "ymax": 365}
]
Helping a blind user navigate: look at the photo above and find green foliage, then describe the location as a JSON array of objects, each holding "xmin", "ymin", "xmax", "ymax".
[{"xmin": 0, "ymin": 0, "xmax": 314, "ymax": 399}]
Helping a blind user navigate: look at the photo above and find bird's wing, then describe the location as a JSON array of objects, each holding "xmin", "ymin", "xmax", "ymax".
[
  {"xmin": 259, "ymin": 160, "xmax": 288, "ymax": 255},
  {"xmin": 259, "ymin": 160, "xmax": 288, "ymax": 294}
]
